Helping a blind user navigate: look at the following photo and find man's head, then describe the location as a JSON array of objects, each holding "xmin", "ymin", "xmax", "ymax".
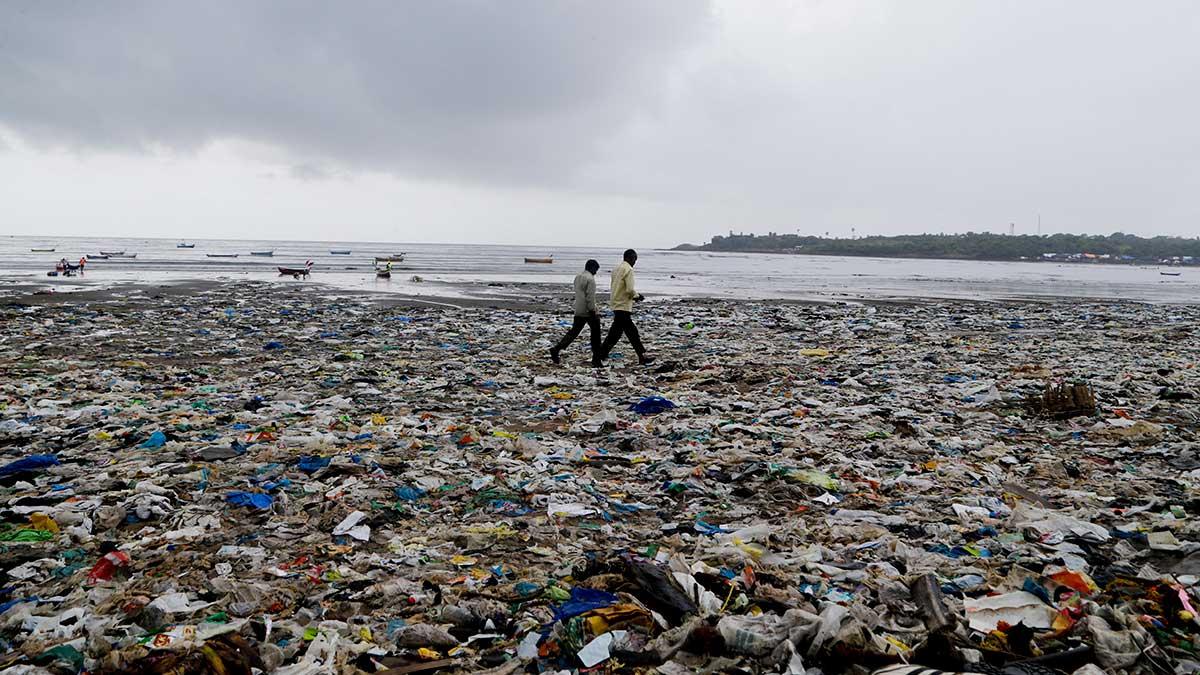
[
  {"xmin": 585, "ymin": 259, "xmax": 600, "ymax": 274},
  {"xmin": 623, "ymin": 249, "xmax": 638, "ymax": 266}
]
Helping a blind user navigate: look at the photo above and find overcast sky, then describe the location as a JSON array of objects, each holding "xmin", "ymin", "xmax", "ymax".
[{"xmin": 2, "ymin": 1, "xmax": 1198, "ymax": 246}]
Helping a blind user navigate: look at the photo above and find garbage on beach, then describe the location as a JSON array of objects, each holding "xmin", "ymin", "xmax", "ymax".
[{"xmin": 0, "ymin": 280, "xmax": 1197, "ymax": 672}]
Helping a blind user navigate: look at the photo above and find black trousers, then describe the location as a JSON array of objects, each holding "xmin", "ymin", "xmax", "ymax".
[
  {"xmin": 554, "ymin": 314, "xmax": 601, "ymax": 355},
  {"xmin": 600, "ymin": 310, "xmax": 644, "ymax": 358}
]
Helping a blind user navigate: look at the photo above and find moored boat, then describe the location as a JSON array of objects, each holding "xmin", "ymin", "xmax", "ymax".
[
  {"xmin": 375, "ymin": 254, "xmax": 406, "ymax": 263},
  {"xmin": 524, "ymin": 257, "xmax": 553, "ymax": 264},
  {"xmin": 177, "ymin": 243, "xmax": 196, "ymax": 248},
  {"xmin": 86, "ymin": 255, "xmax": 109, "ymax": 260},
  {"xmin": 278, "ymin": 261, "xmax": 314, "ymax": 277},
  {"xmin": 1161, "ymin": 271, "xmax": 1182, "ymax": 277},
  {"xmin": 206, "ymin": 253, "xmax": 239, "ymax": 258},
  {"xmin": 99, "ymin": 250, "xmax": 125, "ymax": 256},
  {"xmin": 31, "ymin": 247, "xmax": 55, "ymax": 252},
  {"xmin": 250, "ymin": 251, "xmax": 275, "ymax": 257},
  {"xmin": 329, "ymin": 250, "xmax": 351, "ymax": 255}
]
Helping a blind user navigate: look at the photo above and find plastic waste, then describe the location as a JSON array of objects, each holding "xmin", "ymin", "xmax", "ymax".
[
  {"xmin": 963, "ymin": 591, "xmax": 1057, "ymax": 632},
  {"xmin": 1, "ymin": 279, "xmax": 1197, "ymax": 672},
  {"xmin": 630, "ymin": 395, "xmax": 677, "ymax": 415},
  {"xmin": 0, "ymin": 454, "xmax": 59, "ymax": 476},
  {"xmin": 87, "ymin": 550, "xmax": 131, "ymax": 584},
  {"xmin": 225, "ymin": 491, "xmax": 273, "ymax": 510}
]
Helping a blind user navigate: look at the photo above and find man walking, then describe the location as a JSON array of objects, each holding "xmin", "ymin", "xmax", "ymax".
[
  {"xmin": 550, "ymin": 259, "xmax": 602, "ymax": 366},
  {"xmin": 598, "ymin": 249, "xmax": 653, "ymax": 366}
]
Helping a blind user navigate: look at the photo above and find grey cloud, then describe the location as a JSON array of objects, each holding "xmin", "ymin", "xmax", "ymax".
[
  {"xmin": 289, "ymin": 163, "xmax": 332, "ymax": 182},
  {"xmin": 0, "ymin": 1, "xmax": 710, "ymax": 185},
  {"xmin": 582, "ymin": 1, "xmax": 1200, "ymax": 235},
  {"xmin": 6, "ymin": 1, "xmax": 1200, "ymax": 241}
]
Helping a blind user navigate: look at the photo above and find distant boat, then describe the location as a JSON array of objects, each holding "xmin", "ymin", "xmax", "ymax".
[
  {"xmin": 1161, "ymin": 271, "xmax": 1182, "ymax": 277},
  {"xmin": 250, "ymin": 250, "xmax": 275, "ymax": 257},
  {"xmin": 206, "ymin": 253, "xmax": 239, "ymax": 258},
  {"xmin": 106, "ymin": 253, "xmax": 137, "ymax": 259},
  {"xmin": 86, "ymin": 255, "xmax": 109, "ymax": 260},
  {"xmin": 329, "ymin": 250, "xmax": 351, "ymax": 255},
  {"xmin": 278, "ymin": 261, "xmax": 314, "ymax": 277},
  {"xmin": 31, "ymin": 247, "xmax": 55, "ymax": 253},
  {"xmin": 177, "ymin": 243, "xmax": 196, "ymax": 248},
  {"xmin": 99, "ymin": 250, "xmax": 125, "ymax": 256},
  {"xmin": 524, "ymin": 257, "xmax": 554, "ymax": 264},
  {"xmin": 375, "ymin": 254, "xmax": 406, "ymax": 263}
]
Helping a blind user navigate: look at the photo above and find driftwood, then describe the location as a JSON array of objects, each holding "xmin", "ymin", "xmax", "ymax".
[{"xmin": 1028, "ymin": 381, "xmax": 1097, "ymax": 419}]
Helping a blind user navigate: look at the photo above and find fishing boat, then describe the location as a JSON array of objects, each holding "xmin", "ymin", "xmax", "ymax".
[
  {"xmin": 524, "ymin": 257, "xmax": 554, "ymax": 264},
  {"xmin": 1161, "ymin": 271, "xmax": 1182, "ymax": 277},
  {"xmin": 376, "ymin": 269, "xmax": 392, "ymax": 279},
  {"xmin": 250, "ymin": 250, "xmax": 275, "ymax": 257},
  {"xmin": 99, "ymin": 250, "xmax": 125, "ymax": 256},
  {"xmin": 329, "ymin": 250, "xmax": 351, "ymax": 255},
  {"xmin": 278, "ymin": 261, "xmax": 314, "ymax": 277},
  {"xmin": 206, "ymin": 253, "xmax": 240, "ymax": 259},
  {"xmin": 177, "ymin": 242, "xmax": 195, "ymax": 248},
  {"xmin": 375, "ymin": 254, "xmax": 406, "ymax": 263},
  {"xmin": 107, "ymin": 253, "xmax": 137, "ymax": 259},
  {"xmin": 31, "ymin": 247, "xmax": 55, "ymax": 253},
  {"xmin": 86, "ymin": 254, "xmax": 109, "ymax": 260}
]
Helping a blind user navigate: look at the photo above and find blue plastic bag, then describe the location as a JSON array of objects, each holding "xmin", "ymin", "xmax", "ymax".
[
  {"xmin": 296, "ymin": 456, "xmax": 331, "ymax": 473},
  {"xmin": 629, "ymin": 396, "xmax": 677, "ymax": 415},
  {"xmin": 139, "ymin": 431, "xmax": 167, "ymax": 449},
  {"xmin": 226, "ymin": 491, "xmax": 273, "ymax": 510},
  {"xmin": 394, "ymin": 486, "xmax": 426, "ymax": 501},
  {"xmin": 0, "ymin": 455, "xmax": 59, "ymax": 477},
  {"xmin": 552, "ymin": 587, "xmax": 619, "ymax": 622}
]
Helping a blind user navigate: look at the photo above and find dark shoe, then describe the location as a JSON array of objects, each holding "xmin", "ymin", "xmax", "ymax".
[
  {"xmin": 591, "ymin": 358, "xmax": 604, "ymax": 368},
  {"xmin": 638, "ymin": 355, "xmax": 655, "ymax": 366},
  {"xmin": 549, "ymin": 348, "xmax": 560, "ymax": 364}
]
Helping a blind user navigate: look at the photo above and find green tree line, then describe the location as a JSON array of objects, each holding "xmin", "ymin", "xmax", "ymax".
[{"xmin": 676, "ymin": 232, "xmax": 1200, "ymax": 260}]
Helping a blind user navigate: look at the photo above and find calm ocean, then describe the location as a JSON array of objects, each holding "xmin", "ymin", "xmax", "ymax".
[{"xmin": 2, "ymin": 235, "xmax": 1197, "ymax": 303}]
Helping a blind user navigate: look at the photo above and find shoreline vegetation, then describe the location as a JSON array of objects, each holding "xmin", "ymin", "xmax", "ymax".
[{"xmin": 674, "ymin": 231, "xmax": 1200, "ymax": 265}]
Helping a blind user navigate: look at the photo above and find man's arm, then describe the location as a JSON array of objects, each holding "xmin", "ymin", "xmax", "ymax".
[{"xmin": 626, "ymin": 269, "xmax": 642, "ymax": 302}]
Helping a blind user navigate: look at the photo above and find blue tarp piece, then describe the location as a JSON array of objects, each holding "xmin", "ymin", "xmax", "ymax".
[
  {"xmin": 629, "ymin": 396, "xmax": 676, "ymax": 415},
  {"xmin": 0, "ymin": 455, "xmax": 59, "ymax": 477},
  {"xmin": 552, "ymin": 587, "xmax": 619, "ymax": 623},
  {"xmin": 226, "ymin": 491, "xmax": 273, "ymax": 510}
]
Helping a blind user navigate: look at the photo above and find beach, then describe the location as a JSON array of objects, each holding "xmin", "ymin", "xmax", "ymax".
[{"xmin": 2, "ymin": 276, "xmax": 1198, "ymax": 672}]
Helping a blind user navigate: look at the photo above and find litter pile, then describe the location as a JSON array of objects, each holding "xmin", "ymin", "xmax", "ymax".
[{"xmin": 1, "ymin": 281, "xmax": 1200, "ymax": 674}]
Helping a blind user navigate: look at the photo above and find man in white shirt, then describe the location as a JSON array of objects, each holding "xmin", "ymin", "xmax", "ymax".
[
  {"xmin": 598, "ymin": 249, "xmax": 653, "ymax": 366},
  {"xmin": 550, "ymin": 259, "xmax": 602, "ymax": 366}
]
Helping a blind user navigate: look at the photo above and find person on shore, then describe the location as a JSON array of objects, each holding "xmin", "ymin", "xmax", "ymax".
[
  {"xmin": 550, "ymin": 259, "xmax": 602, "ymax": 366},
  {"xmin": 598, "ymin": 249, "xmax": 653, "ymax": 366}
]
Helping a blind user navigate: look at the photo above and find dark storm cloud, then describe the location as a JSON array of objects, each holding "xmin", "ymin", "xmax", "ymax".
[{"xmin": 0, "ymin": 1, "xmax": 710, "ymax": 184}]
